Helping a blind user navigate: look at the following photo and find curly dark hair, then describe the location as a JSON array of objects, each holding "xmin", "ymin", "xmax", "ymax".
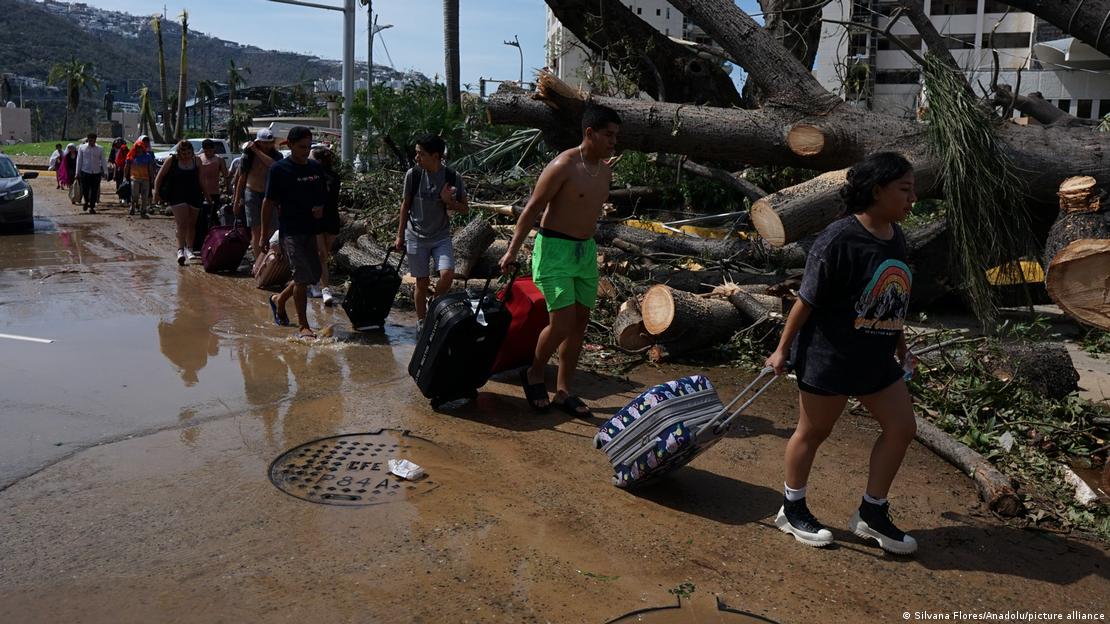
[{"xmin": 840, "ymin": 152, "xmax": 913, "ymax": 214}]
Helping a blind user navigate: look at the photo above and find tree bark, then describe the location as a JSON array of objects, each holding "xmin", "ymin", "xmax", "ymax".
[
  {"xmin": 913, "ymin": 415, "xmax": 1025, "ymax": 517},
  {"xmin": 451, "ymin": 218, "xmax": 497, "ymax": 279},
  {"xmin": 543, "ymin": 0, "xmax": 741, "ymax": 106},
  {"xmin": 613, "ymin": 299, "xmax": 652, "ymax": 351},
  {"xmin": 990, "ymin": 86, "xmax": 1096, "ymax": 127},
  {"xmin": 443, "ymin": 0, "xmax": 461, "ymax": 109},
  {"xmin": 596, "ymin": 222, "xmax": 760, "ymax": 262},
  {"xmin": 999, "ymin": 0, "xmax": 1110, "ymax": 57},
  {"xmin": 986, "ymin": 341, "xmax": 1080, "ymax": 400}
]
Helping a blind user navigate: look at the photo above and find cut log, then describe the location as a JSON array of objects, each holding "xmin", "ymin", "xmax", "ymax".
[
  {"xmin": 786, "ymin": 123, "xmax": 833, "ymax": 158},
  {"xmin": 613, "ymin": 299, "xmax": 653, "ymax": 351},
  {"xmin": 1043, "ymin": 178, "xmax": 1110, "ymax": 331},
  {"xmin": 608, "ymin": 186, "xmax": 665, "ymax": 210},
  {"xmin": 904, "ymin": 219, "xmax": 954, "ymax": 310},
  {"xmin": 452, "ymin": 218, "xmax": 497, "ymax": 279},
  {"xmin": 641, "ymin": 284, "xmax": 746, "ymax": 343},
  {"xmin": 913, "ymin": 415, "xmax": 1024, "ymax": 517},
  {"xmin": 752, "ymin": 165, "xmax": 942, "ymax": 247},
  {"xmin": 984, "ymin": 341, "xmax": 1080, "ymax": 400},
  {"xmin": 468, "ymin": 239, "xmax": 533, "ymax": 280}
]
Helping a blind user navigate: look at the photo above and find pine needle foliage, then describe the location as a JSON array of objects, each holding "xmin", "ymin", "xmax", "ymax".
[{"xmin": 922, "ymin": 54, "xmax": 1036, "ymax": 327}]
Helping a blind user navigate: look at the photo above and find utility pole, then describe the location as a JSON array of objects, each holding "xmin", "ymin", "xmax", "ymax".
[
  {"xmin": 265, "ymin": 0, "xmax": 355, "ymax": 161},
  {"xmin": 503, "ymin": 35, "xmax": 523, "ymax": 85}
]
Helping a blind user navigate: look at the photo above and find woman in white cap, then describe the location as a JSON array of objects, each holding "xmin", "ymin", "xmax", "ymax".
[{"xmin": 234, "ymin": 128, "xmax": 283, "ymax": 258}]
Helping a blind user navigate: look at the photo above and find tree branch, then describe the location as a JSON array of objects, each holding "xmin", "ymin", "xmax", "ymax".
[
  {"xmin": 665, "ymin": 0, "xmax": 841, "ymax": 112},
  {"xmin": 544, "ymin": 0, "xmax": 741, "ymax": 106},
  {"xmin": 998, "ymin": 0, "xmax": 1110, "ymax": 57}
]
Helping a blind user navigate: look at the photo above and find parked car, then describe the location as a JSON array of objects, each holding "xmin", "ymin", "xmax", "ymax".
[
  {"xmin": 0, "ymin": 154, "xmax": 37, "ymax": 231},
  {"xmin": 153, "ymin": 138, "xmax": 234, "ymax": 168}
]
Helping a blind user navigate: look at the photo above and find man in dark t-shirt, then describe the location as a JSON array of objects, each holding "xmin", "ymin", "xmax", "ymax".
[{"xmin": 261, "ymin": 126, "xmax": 328, "ymax": 339}]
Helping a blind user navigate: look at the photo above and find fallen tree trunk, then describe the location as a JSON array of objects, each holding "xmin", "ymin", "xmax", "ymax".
[
  {"xmin": 1043, "ymin": 177, "xmax": 1110, "ymax": 330},
  {"xmin": 905, "ymin": 219, "xmax": 954, "ymax": 310},
  {"xmin": 597, "ymin": 222, "xmax": 772, "ymax": 264},
  {"xmin": 913, "ymin": 415, "xmax": 1025, "ymax": 517},
  {"xmin": 468, "ymin": 239, "xmax": 533, "ymax": 279},
  {"xmin": 452, "ymin": 218, "xmax": 497, "ymax": 279}
]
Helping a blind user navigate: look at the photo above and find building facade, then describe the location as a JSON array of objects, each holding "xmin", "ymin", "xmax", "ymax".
[{"xmin": 813, "ymin": 0, "xmax": 1110, "ymax": 120}]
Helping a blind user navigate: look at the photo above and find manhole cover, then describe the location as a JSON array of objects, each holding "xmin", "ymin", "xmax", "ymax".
[{"xmin": 269, "ymin": 429, "xmax": 442, "ymax": 507}]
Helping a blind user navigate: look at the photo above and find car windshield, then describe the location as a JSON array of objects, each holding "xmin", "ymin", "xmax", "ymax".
[{"xmin": 0, "ymin": 158, "xmax": 19, "ymax": 178}]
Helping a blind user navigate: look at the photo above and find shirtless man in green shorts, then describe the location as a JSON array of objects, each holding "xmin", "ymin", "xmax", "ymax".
[{"xmin": 499, "ymin": 103, "xmax": 621, "ymax": 416}]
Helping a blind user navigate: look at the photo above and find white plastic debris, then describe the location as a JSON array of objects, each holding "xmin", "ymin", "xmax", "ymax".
[
  {"xmin": 388, "ymin": 459, "xmax": 425, "ymax": 481},
  {"xmin": 998, "ymin": 431, "xmax": 1016, "ymax": 452}
]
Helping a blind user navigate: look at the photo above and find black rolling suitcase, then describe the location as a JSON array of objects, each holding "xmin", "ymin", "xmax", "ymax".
[
  {"xmin": 342, "ymin": 250, "xmax": 404, "ymax": 331},
  {"xmin": 407, "ymin": 277, "xmax": 512, "ymax": 409},
  {"xmin": 192, "ymin": 202, "xmax": 212, "ymax": 253}
]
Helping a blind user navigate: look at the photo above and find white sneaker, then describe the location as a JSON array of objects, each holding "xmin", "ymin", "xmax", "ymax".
[
  {"xmin": 184, "ymin": 249, "xmax": 196, "ymax": 262},
  {"xmin": 321, "ymin": 287, "xmax": 335, "ymax": 306},
  {"xmin": 308, "ymin": 285, "xmax": 322, "ymax": 298},
  {"xmin": 176, "ymin": 249, "xmax": 186, "ymax": 266}
]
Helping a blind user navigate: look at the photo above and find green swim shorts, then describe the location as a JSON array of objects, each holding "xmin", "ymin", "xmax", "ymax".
[{"xmin": 531, "ymin": 230, "xmax": 599, "ymax": 311}]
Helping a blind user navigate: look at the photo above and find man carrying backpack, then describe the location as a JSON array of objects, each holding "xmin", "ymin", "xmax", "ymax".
[{"xmin": 393, "ymin": 135, "xmax": 468, "ymax": 326}]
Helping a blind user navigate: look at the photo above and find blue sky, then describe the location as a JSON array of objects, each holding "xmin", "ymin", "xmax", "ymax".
[{"xmin": 85, "ymin": 0, "xmax": 761, "ymax": 88}]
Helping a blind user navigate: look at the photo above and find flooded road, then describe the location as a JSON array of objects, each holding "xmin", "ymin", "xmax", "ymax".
[
  {"xmin": 0, "ymin": 194, "xmax": 418, "ymax": 488},
  {"xmin": 1, "ymin": 179, "xmax": 1107, "ymax": 623}
]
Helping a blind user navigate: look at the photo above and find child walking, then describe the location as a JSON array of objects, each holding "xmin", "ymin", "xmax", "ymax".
[
  {"xmin": 393, "ymin": 135, "xmax": 468, "ymax": 326},
  {"xmin": 765, "ymin": 152, "xmax": 920, "ymax": 555}
]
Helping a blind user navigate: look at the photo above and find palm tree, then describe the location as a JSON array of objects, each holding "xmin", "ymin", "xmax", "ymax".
[
  {"xmin": 151, "ymin": 15, "xmax": 173, "ymax": 140},
  {"xmin": 137, "ymin": 85, "xmax": 166, "ymax": 144},
  {"xmin": 443, "ymin": 0, "xmax": 460, "ymax": 109},
  {"xmin": 173, "ymin": 10, "xmax": 190, "ymax": 140},
  {"xmin": 47, "ymin": 59, "xmax": 99, "ymax": 140},
  {"xmin": 195, "ymin": 79, "xmax": 215, "ymax": 136}
]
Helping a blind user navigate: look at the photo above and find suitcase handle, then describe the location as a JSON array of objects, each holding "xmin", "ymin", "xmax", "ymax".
[
  {"xmin": 496, "ymin": 263, "xmax": 522, "ymax": 302},
  {"xmin": 707, "ymin": 367, "xmax": 778, "ymax": 435},
  {"xmin": 380, "ymin": 248, "xmax": 405, "ymax": 271}
]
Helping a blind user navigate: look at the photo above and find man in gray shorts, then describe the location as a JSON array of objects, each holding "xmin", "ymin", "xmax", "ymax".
[
  {"xmin": 393, "ymin": 134, "xmax": 468, "ymax": 325},
  {"xmin": 261, "ymin": 126, "xmax": 327, "ymax": 340}
]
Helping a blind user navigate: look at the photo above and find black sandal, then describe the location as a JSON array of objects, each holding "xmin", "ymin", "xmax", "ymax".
[
  {"xmin": 554, "ymin": 395, "xmax": 592, "ymax": 418},
  {"xmin": 519, "ymin": 368, "xmax": 549, "ymax": 412}
]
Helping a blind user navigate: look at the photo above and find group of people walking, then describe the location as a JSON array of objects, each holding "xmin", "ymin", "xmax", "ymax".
[{"xmin": 45, "ymin": 109, "xmax": 923, "ymax": 556}]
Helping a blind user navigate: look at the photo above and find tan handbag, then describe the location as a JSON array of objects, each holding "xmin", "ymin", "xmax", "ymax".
[{"xmin": 253, "ymin": 247, "xmax": 291, "ymax": 289}]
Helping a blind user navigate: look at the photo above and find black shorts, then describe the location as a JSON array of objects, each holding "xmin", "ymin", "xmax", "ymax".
[{"xmin": 282, "ymin": 234, "xmax": 321, "ymax": 285}]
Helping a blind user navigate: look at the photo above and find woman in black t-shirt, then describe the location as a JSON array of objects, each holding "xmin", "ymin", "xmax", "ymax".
[{"xmin": 765, "ymin": 152, "xmax": 920, "ymax": 556}]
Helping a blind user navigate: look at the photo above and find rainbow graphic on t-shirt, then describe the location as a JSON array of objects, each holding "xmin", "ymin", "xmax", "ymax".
[{"xmin": 854, "ymin": 259, "xmax": 912, "ymax": 332}]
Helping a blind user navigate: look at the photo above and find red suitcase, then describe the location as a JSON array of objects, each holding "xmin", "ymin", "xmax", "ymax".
[
  {"xmin": 491, "ymin": 277, "xmax": 548, "ymax": 374},
  {"xmin": 200, "ymin": 225, "xmax": 249, "ymax": 273}
]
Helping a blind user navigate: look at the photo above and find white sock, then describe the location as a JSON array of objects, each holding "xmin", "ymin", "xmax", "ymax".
[
  {"xmin": 863, "ymin": 493, "xmax": 887, "ymax": 506},
  {"xmin": 784, "ymin": 483, "xmax": 806, "ymax": 502}
]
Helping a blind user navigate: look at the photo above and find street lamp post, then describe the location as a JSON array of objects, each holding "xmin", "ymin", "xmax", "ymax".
[
  {"xmin": 266, "ymin": 0, "xmax": 355, "ymax": 161},
  {"xmin": 503, "ymin": 35, "xmax": 523, "ymax": 85}
]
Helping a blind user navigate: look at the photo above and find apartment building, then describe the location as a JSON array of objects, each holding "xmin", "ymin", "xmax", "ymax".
[
  {"xmin": 813, "ymin": 0, "xmax": 1110, "ymax": 120},
  {"xmin": 545, "ymin": 1, "xmax": 702, "ymax": 91}
]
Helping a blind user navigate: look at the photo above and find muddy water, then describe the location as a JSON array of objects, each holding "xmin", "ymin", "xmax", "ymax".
[{"xmin": 0, "ymin": 203, "xmax": 419, "ymax": 488}]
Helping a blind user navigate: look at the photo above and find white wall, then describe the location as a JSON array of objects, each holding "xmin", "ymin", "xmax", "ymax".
[{"xmin": 0, "ymin": 108, "xmax": 32, "ymax": 143}]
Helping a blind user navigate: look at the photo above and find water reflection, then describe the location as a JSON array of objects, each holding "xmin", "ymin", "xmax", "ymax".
[{"xmin": 157, "ymin": 273, "xmax": 222, "ymax": 387}]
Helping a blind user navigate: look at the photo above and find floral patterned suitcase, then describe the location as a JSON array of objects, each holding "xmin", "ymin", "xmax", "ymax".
[{"xmin": 595, "ymin": 370, "xmax": 776, "ymax": 488}]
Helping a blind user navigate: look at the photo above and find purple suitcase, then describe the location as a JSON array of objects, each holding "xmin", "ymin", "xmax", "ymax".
[{"xmin": 200, "ymin": 225, "xmax": 249, "ymax": 273}]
